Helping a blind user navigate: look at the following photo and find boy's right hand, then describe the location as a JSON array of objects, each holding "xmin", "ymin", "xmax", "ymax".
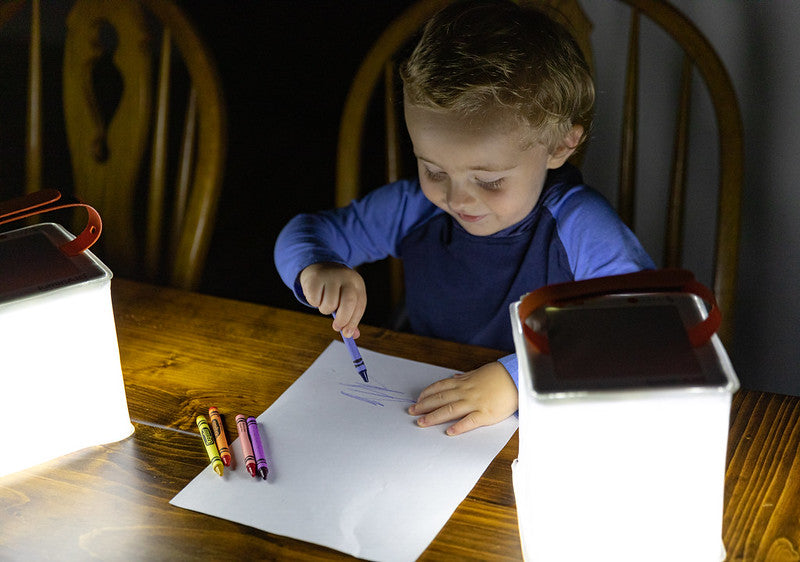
[{"xmin": 299, "ymin": 262, "xmax": 366, "ymax": 338}]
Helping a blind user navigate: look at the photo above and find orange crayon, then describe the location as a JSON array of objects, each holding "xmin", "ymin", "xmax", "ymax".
[
  {"xmin": 208, "ymin": 407, "xmax": 232, "ymax": 467},
  {"xmin": 196, "ymin": 415, "xmax": 224, "ymax": 477}
]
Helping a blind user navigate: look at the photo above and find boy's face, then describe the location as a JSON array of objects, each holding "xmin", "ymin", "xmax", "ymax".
[{"xmin": 405, "ymin": 102, "xmax": 569, "ymax": 236}]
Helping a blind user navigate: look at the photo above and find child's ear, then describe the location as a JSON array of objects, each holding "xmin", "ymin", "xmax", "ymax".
[{"xmin": 547, "ymin": 124, "xmax": 585, "ymax": 169}]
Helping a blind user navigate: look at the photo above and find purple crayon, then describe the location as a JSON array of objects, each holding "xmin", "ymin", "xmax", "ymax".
[
  {"xmin": 246, "ymin": 416, "xmax": 269, "ymax": 480},
  {"xmin": 332, "ymin": 311, "xmax": 369, "ymax": 382}
]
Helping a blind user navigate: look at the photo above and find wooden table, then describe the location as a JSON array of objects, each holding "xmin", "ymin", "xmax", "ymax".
[{"xmin": 0, "ymin": 279, "xmax": 798, "ymax": 561}]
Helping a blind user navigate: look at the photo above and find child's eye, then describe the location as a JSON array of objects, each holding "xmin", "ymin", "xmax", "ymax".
[
  {"xmin": 476, "ymin": 178, "xmax": 504, "ymax": 191},
  {"xmin": 423, "ymin": 166, "xmax": 447, "ymax": 182}
]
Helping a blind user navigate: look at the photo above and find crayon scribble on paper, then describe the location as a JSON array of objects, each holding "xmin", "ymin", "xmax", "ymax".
[{"xmin": 339, "ymin": 382, "xmax": 416, "ymax": 407}]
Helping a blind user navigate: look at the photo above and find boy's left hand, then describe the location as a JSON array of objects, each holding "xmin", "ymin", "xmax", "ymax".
[{"xmin": 408, "ymin": 361, "xmax": 518, "ymax": 435}]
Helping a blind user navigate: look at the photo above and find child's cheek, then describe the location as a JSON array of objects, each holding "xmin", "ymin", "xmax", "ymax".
[{"xmin": 420, "ymin": 181, "xmax": 446, "ymax": 208}]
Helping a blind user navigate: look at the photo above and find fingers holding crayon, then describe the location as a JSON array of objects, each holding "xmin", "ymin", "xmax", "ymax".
[{"xmin": 299, "ymin": 262, "xmax": 366, "ymax": 338}]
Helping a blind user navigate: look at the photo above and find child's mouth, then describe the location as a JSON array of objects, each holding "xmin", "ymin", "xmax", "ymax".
[{"xmin": 456, "ymin": 212, "xmax": 485, "ymax": 223}]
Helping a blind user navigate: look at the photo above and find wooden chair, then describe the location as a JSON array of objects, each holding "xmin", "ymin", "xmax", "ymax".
[
  {"xmin": 335, "ymin": 0, "xmax": 742, "ymax": 346},
  {"xmin": 0, "ymin": 0, "xmax": 227, "ymax": 290}
]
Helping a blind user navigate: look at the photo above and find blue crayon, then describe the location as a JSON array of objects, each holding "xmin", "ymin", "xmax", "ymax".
[
  {"xmin": 332, "ymin": 312, "xmax": 369, "ymax": 382},
  {"xmin": 246, "ymin": 416, "xmax": 269, "ymax": 480}
]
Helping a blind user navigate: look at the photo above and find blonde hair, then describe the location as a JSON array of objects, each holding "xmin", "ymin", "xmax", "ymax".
[{"xmin": 400, "ymin": 0, "xmax": 594, "ymax": 152}]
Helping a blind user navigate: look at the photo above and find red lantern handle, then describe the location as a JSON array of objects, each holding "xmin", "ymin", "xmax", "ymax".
[
  {"xmin": 518, "ymin": 269, "xmax": 721, "ymax": 354},
  {"xmin": 0, "ymin": 189, "xmax": 102, "ymax": 256}
]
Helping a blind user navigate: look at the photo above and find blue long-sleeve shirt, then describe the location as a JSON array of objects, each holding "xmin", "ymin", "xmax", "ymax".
[{"xmin": 274, "ymin": 164, "xmax": 654, "ymax": 385}]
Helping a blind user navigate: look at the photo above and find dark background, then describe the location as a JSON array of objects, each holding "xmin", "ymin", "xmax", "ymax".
[{"xmin": 184, "ymin": 2, "xmax": 415, "ymax": 322}]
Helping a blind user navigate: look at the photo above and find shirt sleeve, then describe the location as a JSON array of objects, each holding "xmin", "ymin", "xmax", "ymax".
[
  {"xmin": 549, "ymin": 185, "xmax": 656, "ymax": 279},
  {"xmin": 273, "ymin": 179, "xmax": 440, "ymax": 304},
  {"xmin": 498, "ymin": 354, "xmax": 521, "ymax": 419},
  {"xmin": 497, "ymin": 353, "xmax": 519, "ymax": 388}
]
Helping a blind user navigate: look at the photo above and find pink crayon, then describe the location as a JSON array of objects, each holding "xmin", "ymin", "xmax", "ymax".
[{"xmin": 235, "ymin": 414, "xmax": 257, "ymax": 478}]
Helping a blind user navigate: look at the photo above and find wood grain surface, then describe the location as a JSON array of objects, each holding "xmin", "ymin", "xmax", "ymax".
[
  {"xmin": 2, "ymin": 278, "xmax": 799, "ymax": 561},
  {"xmin": 724, "ymin": 391, "xmax": 800, "ymax": 562},
  {"xmin": 1, "ymin": 279, "xmax": 521, "ymax": 560}
]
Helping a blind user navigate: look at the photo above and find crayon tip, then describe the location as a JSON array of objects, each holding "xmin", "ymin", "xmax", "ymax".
[
  {"xmin": 247, "ymin": 464, "xmax": 257, "ymax": 478},
  {"xmin": 214, "ymin": 464, "xmax": 224, "ymax": 477},
  {"xmin": 360, "ymin": 369, "xmax": 369, "ymax": 383},
  {"xmin": 259, "ymin": 467, "xmax": 268, "ymax": 480},
  {"xmin": 222, "ymin": 455, "xmax": 231, "ymax": 467}
]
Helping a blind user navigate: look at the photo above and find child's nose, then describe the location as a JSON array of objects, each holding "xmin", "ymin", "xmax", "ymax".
[{"xmin": 446, "ymin": 182, "xmax": 475, "ymax": 209}]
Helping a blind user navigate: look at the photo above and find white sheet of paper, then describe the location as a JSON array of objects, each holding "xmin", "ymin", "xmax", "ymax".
[{"xmin": 170, "ymin": 341, "xmax": 518, "ymax": 561}]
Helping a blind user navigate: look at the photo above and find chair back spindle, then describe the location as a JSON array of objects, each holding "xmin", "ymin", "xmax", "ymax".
[
  {"xmin": 618, "ymin": 7, "xmax": 639, "ymax": 228},
  {"xmin": 665, "ymin": 55, "xmax": 693, "ymax": 269},
  {"xmin": 25, "ymin": 0, "xmax": 41, "ymax": 195}
]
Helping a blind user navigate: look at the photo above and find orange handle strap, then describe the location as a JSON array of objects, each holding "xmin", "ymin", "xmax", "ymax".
[
  {"xmin": 0, "ymin": 189, "xmax": 102, "ymax": 256},
  {"xmin": 518, "ymin": 269, "xmax": 721, "ymax": 354}
]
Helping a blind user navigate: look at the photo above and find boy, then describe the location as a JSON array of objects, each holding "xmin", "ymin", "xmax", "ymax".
[{"xmin": 274, "ymin": 0, "xmax": 654, "ymax": 435}]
